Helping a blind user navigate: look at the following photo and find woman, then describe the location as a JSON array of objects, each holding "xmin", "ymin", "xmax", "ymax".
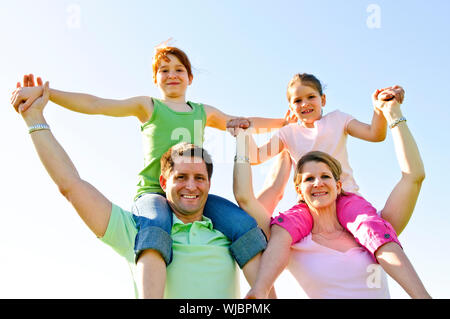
[{"xmin": 231, "ymin": 89, "xmax": 431, "ymax": 298}]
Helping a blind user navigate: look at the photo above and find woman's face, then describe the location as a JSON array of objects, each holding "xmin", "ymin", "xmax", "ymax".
[
  {"xmin": 295, "ymin": 161, "xmax": 342, "ymax": 209},
  {"xmin": 155, "ymin": 54, "xmax": 192, "ymax": 99}
]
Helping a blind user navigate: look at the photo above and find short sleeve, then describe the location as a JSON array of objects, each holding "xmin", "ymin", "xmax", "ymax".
[
  {"xmin": 100, "ymin": 204, "xmax": 137, "ymax": 263},
  {"xmin": 336, "ymin": 110, "xmax": 355, "ymax": 134}
]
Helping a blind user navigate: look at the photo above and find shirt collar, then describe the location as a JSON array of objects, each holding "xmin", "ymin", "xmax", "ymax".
[{"xmin": 172, "ymin": 213, "xmax": 214, "ymax": 231}]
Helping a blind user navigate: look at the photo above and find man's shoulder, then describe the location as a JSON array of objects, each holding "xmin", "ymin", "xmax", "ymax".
[{"xmin": 100, "ymin": 203, "xmax": 137, "ymax": 262}]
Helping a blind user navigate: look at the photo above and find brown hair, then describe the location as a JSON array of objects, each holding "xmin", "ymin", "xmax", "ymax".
[
  {"xmin": 160, "ymin": 143, "xmax": 213, "ymax": 180},
  {"xmin": 286, "ymin": 73, "xmax": 324, "ymax": 102},
  {"xmin": 293, "ymin": 151, "xmax": 347, "ymax": 196},
  {"xmin": 152, "ymin": 46, "xmax": 193, "ymax": 83}
]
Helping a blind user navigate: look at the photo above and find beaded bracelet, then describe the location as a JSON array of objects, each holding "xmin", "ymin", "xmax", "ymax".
[
  {"xmin": 389, "ymin": 117, "xmax": 407, "ymax": 129},
  {"xmin": 28, "ymin": 123, "xmax": 50, "ymax": 134}
]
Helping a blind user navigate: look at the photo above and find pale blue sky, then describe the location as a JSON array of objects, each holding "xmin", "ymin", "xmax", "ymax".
[{"xmin": 1, "ymin": 0, "xmax": 449, "ymax": 298}]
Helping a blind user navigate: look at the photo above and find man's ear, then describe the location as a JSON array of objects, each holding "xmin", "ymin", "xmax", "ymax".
[
  {"xmin": 321, "ymin": 94, "xmax": 326, "ymax": 107},
  {"xmin": 159, "ymin": 174, "xmax": 167, "ymax": 192}
]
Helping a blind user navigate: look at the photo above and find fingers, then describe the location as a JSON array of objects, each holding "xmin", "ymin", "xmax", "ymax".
[
  {"xmin": 36, "ymin": 77, "xmax": 43, "ymax": 86},
  {"xmin": 16, "ymin": 82, "xmax": 21, "ymax": 88},
  {"xmin": 23, "ymin": 74, "xmax": 29, "ymax": 87},
  {"xmin": 28, "ymin": 74, "xmax": 35, "ymax": 87}
]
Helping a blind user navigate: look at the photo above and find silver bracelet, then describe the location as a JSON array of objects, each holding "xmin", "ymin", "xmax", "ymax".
[
  {"xmin": 234, "ymin": 155, "xmax": 250, "ymax": 163},
  {"xmin": 28, "ymin": 123, "xmax": 50, "ymax": 134},
  {"xmin": 389, "ymin": 117, "xmax": 407, "ymax": 129}
]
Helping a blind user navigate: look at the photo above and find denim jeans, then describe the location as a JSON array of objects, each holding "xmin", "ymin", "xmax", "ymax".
[{"xmin": 132, "ymin": 193, "xmax": 267, "ymax": 267}]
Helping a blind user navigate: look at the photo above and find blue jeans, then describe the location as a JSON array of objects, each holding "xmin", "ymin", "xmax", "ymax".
[{"xmin": 132, "ymin": 193, "xmax": 267, "ymax": 268}]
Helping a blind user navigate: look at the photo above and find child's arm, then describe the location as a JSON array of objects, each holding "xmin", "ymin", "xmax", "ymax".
[
  {"xmin": 12, "ymin": 74, "xmax": 152, "ymax": 123},
  {"xmin": 346, "ymin": 86, "xmax": 405, "ymax": 142},
  {"xmin": 232, "ymin": 129, "xmax": 272, "ymax": 237},
  {"xmin": 204, "ymin": 104, "xmax": 288, "ymax": 132}
]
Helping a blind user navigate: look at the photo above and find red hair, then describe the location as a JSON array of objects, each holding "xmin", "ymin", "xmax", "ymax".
[{"xmin": 152, "ymin": 46, "xmax": 193, "ymax": 83}]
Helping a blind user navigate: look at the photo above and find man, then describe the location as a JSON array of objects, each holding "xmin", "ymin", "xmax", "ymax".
[{"xmin": 13, "ymin": 78, "xmax": 265, "ymax": 298}]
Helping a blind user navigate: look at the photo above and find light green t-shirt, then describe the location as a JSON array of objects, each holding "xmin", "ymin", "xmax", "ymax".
[{"xmin": 100, "ymin": 204, "xmax": 240, "ymax": 299}]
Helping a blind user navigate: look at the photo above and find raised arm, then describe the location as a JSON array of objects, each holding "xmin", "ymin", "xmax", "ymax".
[
  {"xmin": 11, "ymin": 74, "xmax": 152, "ymax": 123},
  {"xmin": 379, "ymin": 98, "xmax": 425, "ymax": 235},
  {"xmin": 233, "ymin": 129, "xmax": 272, "ymax": 237},
  {"xmin": 347, "ymin": 86, "xmax": 404, "ymax": 142},
  {"xmin": 14, "ymin": 80, "xmax": 112, "ymax": 238}
]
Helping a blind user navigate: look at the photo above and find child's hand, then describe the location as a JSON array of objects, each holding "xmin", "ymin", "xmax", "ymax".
[
  {"xmin": 227, "ymin": 117, "xmax": 251, "ymax": 137},
  {"xmin": 373, "ymin": 86, "xmax": 404, "ymax": 116},
  {"xmin": 378, "ymin": 85, "xmax": 404, "ymax": 103},
  {"xmin": 284, "ymin": 108, "xmax": 298, "ymax": 125},
  {"xmin": 373, "ymin": 85, "xmax": 404, "ymax": 113},
  {"xmin": 11, "ymin": 74, "xmax": 44, "ymax": 113}
]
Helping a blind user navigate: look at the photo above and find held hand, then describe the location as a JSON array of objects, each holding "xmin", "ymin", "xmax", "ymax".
[
  {"xmin": 226, "ymin": 117, "xmax": 251, "ymax": 137},
  {"xmin": 11, "ymin": 74, "xmax": 44, "ymax": 113},
  {"xmin": 20, "ymin": 81, "xmax": 50, "ymax": 122},
  {"xmin": 372, "ymin": 85, "xmax": 404, "ymax": 115}
]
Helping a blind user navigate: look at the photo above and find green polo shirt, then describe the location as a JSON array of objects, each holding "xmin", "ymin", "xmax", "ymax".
[{"xmin": 100, "ymin": 204, "xmax": 239, "ymax": 299}]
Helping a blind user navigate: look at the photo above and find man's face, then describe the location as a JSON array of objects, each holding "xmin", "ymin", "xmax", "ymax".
[{"xmin": 160, "ymin": 158, "xmax": 210, "ymax": 222}]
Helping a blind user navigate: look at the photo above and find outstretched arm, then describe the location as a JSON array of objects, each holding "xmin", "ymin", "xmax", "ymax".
[
  {"xmin": 379, "ymin": 98, "xmax": 425, "ymax": 235},
  {"xmin": 14, "ymin": 80, "xmax": 112, "ymax": 238},
  {"xmin": 11, "ymin": 74, "xmax": 152, "ymax": 123},
  {"xmin": 204, "ymin": 104, "xmax": 289, "ymax": 132}
]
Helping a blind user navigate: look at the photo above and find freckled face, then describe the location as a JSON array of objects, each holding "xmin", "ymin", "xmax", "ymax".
[
  {"xmin": 155, "ymin": 54, "xmax": 192, "ymax": 98},
  {"xmin": 288, "ymin": 83, "xmax": 326, "ymax": 128}
]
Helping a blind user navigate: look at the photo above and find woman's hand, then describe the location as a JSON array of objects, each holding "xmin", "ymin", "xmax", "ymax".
[{"xmin": 372, "ymin": 85, "xmax": 405, "ymax": 117}]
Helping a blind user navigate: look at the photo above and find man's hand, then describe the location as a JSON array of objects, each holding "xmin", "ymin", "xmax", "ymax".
[
  {"xmin": 11, "ymin": 74, "xmax": 44, "ymax": 113},
  {"xmin": 226, "ymin": 117, "xmax": 251, "ymax": 137}
]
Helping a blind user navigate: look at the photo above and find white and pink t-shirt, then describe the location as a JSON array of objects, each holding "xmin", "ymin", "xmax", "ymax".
[
  {"xmin": 275, "ymin": 110, "xmax": 358, "ymax": 193},
  {"xmin": 288, "ymin": 234, "xmax": 390, "ymax": 299}
]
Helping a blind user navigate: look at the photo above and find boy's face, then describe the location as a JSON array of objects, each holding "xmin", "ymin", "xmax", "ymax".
[{"xmin": 156, "ymin": 54, "xmax": 192, "ymax": 99}]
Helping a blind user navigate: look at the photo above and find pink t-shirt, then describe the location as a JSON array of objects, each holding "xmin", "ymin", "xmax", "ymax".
[
  {"xmin": 288, "ymin": 234, "xmax": 390, "ymax": 299},
  {"xmin": 276, "ymin": 110, "xmax": 358, "ymax": 193}
]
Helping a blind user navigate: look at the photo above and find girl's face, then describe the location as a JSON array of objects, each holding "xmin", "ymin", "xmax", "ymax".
[
  {"xmin": 295, "ymin": 161, "xmax": 342, "ymax": 210},
  {"xmin": 156, "ymin": 54, "xmax": 192, "ymax": 99},
  {"xmin": 288, "ymin": 82, "xmax": 326, "ymax": 128}
]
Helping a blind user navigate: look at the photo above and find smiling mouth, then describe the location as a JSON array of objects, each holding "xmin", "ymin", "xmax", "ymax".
[
  {"xmin": 181, "ymin": 195, "xmax": 199, "ymax": 199},
  {"xmin": 301, "ymin": 109, "xmax": 314, "ymax": 114},
  {"xmin": 312, "ymin": 192, "xmax": 328, "ymax": 197}
]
